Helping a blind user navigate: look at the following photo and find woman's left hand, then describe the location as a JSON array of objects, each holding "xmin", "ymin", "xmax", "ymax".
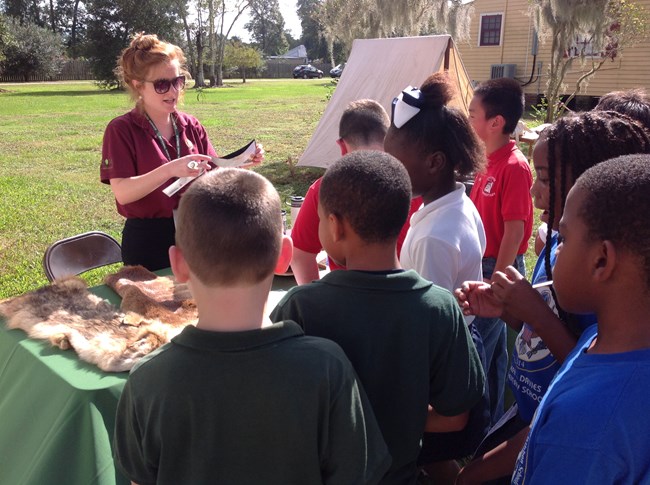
[{"xmin": 241, "ymin": 143, "xmax": 265, "ymax": 168}]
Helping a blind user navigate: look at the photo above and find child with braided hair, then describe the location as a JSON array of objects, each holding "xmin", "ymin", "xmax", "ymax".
[
  {"xmin": 535, "ymin": 91, "xmax": 650, "ymax": 257},
  {"xmin": 454, "ymin": 110, "xmax": 650, "ymax": 485}
]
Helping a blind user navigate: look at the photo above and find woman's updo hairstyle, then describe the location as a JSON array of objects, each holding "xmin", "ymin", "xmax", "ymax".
[
  {"xmin": 116, "ymin": 33, "xmax": 189, "ymax": 103},
  {"xmin": 395, "ymin": 72, "xmax": 484, "ymax": 179}
]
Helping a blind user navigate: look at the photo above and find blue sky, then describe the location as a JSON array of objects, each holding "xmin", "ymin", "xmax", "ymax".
[{"xmin": 230, "ymin": 0, "xmax": 302, "ymax": 42}]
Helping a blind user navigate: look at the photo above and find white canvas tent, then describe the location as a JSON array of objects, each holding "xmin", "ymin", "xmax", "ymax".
[{"xmin": 298, "ymin": 35, "xmax": 474, "ymax": 168}]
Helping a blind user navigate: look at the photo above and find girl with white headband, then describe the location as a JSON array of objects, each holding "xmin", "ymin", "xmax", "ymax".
[{"xmin": 384, "ymin": 72, "xmax": 488, "ymax": 481}]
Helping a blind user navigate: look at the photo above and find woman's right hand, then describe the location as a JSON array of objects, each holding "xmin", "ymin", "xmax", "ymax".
[
  {"xmin": 454, "ymin": 281, "xmax": 504, "ymax": 318},
  {"xmin": 110, "ymin": 154, "xmax": 214, "ymax": 206},
  {"xmin": 166, "ymin": 154, "xmax": 213, "ymax": 179}
]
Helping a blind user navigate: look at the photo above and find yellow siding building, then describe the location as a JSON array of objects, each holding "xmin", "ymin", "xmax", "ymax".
[{"xmin": 457, "ymin": 0, "xmax": 650, "ymax": 102}]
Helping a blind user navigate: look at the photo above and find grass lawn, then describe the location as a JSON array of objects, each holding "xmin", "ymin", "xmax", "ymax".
[
  {"xmin": 0, "ymin": 79, "xmax": 541, "ymax": 300},
  {"xmin": 0, "ymin": 79, "xmax": 329, "ymax": 299}
]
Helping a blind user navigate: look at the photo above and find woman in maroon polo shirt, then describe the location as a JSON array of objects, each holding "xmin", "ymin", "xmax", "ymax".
[{"xmin": 100, "ymin": 33, "xmax": 253, "ymax": 271}]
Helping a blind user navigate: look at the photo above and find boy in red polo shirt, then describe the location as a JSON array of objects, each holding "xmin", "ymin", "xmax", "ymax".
[
  {"xmin": 291, "ymin": 99, "xmax": 421, "ymax": 284},
  {"xmin": 468, "ymin": 78, "xmax": 533, "ymax": 425}
]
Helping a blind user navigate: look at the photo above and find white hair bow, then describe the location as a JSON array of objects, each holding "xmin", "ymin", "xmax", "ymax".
[{"xmin": 391, "ymin": 86, "xmax": 425, "ymax": 129}]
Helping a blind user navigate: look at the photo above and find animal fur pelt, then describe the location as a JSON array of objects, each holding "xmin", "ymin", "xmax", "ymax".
[
  {"xmin": 104, "ymin": 265, "xmax": 197, "ymax": 326},
  {"xmin": 0, "ymin": 266, "xmax": 197, "ymax": 372}
]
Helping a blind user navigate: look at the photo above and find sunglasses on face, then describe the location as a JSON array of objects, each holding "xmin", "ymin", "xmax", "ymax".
[{"xmin": 145, "ymin": 75, "xmax": 186, "ymax": 94}]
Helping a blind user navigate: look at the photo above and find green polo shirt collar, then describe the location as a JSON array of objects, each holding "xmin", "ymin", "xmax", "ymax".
[
  {"xmin": 320, "ymin": 269, "xmax": 433, "ymax": 292},
  {"xmin": 172, "ymin": 321, "xmax": 304, "ymax": 352}
]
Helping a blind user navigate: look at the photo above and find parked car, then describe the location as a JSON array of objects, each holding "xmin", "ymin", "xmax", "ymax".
[
  {"xmin": 330, "ymin": 63, "xmax": 345, "ymax": 78},
  {"xmin": 293, "ymin": 64, "xmax": 323, "ymax": 79}
]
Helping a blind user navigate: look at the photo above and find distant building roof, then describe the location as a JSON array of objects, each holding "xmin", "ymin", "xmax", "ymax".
[{"xmin": 276, "ymin": 45, "xmax": 308, "ymax": 59}]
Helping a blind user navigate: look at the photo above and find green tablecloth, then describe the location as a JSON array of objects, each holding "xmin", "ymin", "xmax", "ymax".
[
  {"xmin": 0, "ymin": 272, "xmax": 295, "ymax": 485},
  {"xmin": 0, "ymin": 283, "xmax": 129, "ymax": 485}
]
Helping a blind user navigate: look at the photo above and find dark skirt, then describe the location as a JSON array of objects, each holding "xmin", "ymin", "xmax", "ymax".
[{"xmin": 121, "ymin": 217, "xmax": 175, "ymax": 271}]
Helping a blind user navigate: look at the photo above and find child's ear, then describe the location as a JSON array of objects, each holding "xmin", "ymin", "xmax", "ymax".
[
  {"xmin": 426, "ymin": 151, "xmax": 447, "ymax": 173},
  {"xmin": 336, "ymin": 138, "xmax": 350, "ymax": 156},
  {"xmin": 169, "ymin": 245, "xmax": 190, "ymax": 283},
  {"xmin": 490, "ymin": 115, "xmax": 506, "ymax": 133},
  {"xmin": 592, "ymin": 240, "xmax": 617, "ymax": 282},
  {"xmin": 274, "ymin": 235, "xmax": 293, "ymax": 275},
  {"xmin": 328, "ymin": 213, "xmax": 346, "ymax": 242}
]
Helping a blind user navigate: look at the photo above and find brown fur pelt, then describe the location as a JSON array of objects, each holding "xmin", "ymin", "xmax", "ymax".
[
  {"xmin": 0, "ymin": 266, "xmax": 197, "ymax": 372},
  {"xmin": 104, "ymin": 265, "xmax": 197, "ymax": 326}
]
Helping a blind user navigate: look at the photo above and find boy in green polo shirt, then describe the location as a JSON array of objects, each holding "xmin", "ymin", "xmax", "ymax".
[
  {"xmin": 113, "ymin": 168, "xmax": 390, "ymax": 484},
  {"xmin": 271, "ymin": 151, "xmax": 485, "ymax": 484}
]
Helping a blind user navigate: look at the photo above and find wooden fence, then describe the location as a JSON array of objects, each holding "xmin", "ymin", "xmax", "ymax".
[
  {"xmin": 0, "ymin": 59, "xmax": 93, "ymax": 83},
  {"xmin": 0, "ymin": 58, "xmax": 332, "ymax": 83}
]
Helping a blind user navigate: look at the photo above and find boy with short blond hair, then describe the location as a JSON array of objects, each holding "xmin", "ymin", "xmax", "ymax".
[
  {"xmin": 290, "ymin": 98, "xmax": 421, "ymax": 284},
  {"xmin": 338, "ymin": 98, "xmax": 391, "ymax": 147},
  {"xmin": 512, "ymin": 154, "xmax": 650, "ymax": 484},
  {"xmin": 272, "ymin": 151, "xmax": 485, "ymax": 484},
  {"xmin": 114, "ymin": 168, "xmax": 391, "ymax": 485},
  {"xmin": 175, "ymin": 169, "xmax": 283, "ymax": 284},
  {"xmin": 291, "ymin": 99, "xmax": 391, "ymax": 283}
]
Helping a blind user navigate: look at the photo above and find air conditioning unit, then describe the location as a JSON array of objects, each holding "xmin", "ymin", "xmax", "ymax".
[{"xmin": 490, "ymin": 64, "xmax": 517, "ymax": 79}]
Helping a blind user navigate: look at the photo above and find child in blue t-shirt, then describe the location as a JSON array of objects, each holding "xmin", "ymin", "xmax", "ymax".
[
  {"xmin": 513, "ymin": 154, "xmax": 650, "ymax": 484},
  {"xmin": 454, "ymin": 111, "xmax": 650, "ymax": 484}
]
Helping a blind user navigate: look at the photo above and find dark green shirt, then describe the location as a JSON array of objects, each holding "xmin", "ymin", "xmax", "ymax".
[
  {"xmin": 114, "ymin": 321, "xmax": 391, "ymax": 484},
  {"xmin": 271, "ymin": 270, "xmax": 485, "ymax": 485}
]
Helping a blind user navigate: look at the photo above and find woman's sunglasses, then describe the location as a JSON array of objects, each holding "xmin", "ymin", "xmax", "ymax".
[{"xmin": 144, "ymin": 75, "xmax": 186, "ymax": 94}]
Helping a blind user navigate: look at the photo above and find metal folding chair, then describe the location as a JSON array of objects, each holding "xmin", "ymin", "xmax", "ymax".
[{"xmin": 43, "ymin": 231, "xmax": 122, "ymax": 282}]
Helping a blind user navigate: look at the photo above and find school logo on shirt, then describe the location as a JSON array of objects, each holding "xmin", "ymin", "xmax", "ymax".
[
  {"xmin": 482, "ymin": 176, "xmax": 496, "ymax": 196},
  {"xmin": 514, "ymin": 283, "xmax": 558, "ymax": 362},
  {"xmin": 185, "ymin": 138, "xmax": 194, "ymax": 152},
  {"xmin": 515, "ymin": 327, "xmax": 550, "ymax": 362},
  {"xmin": 536, "ymin": 284, "xmax": 558, "ymax": 316}
]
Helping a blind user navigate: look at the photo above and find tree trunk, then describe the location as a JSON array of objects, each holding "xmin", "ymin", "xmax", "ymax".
[
  {"xmin": 208, "ymin": 0, "xmax": 217, "ymax": 86},
  {"xmin": 216, "ymin": 56, "xmax": 224, "ymax": 86},
  {"xmin": 49, "ymin": 0, "xmax": 56, "ymax": 33},
  {"xmin": 70, "ymin": 0, "xmax": 80, "ymax": 58},
  {"xmin": 195, "ymin": 31, "xmax": 206, "ymax": 88},
  {"xmin": 177, "ymin": 0, "xmax": 196, "ymax": 78},
  {"xmin": 215, "ymin": 0, "xmax": 251, "ymax": 87},
  {"xmin": 560, "ymin": 58, "xmax": 607, "ymax": 118},
  {"xmin": 216, "ymin": 0, "xmax": 227, "ymax": 87}
]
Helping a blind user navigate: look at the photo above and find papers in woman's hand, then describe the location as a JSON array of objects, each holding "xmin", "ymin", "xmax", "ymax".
[
  {"xmin": 163, "ymin": 172, "xmax": 203, "ymax": 197},
  {"xmin": 163, "ymin": 140, "xmax": 257, "ymax": 197},
  {"xmin": 211, "ymin": 140, "xmax": 257, "ymax": 168}
]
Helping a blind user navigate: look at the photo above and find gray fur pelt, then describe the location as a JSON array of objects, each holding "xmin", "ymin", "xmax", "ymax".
[{"xmin": 0, "ymin": 266, "xmax": 197, "ymax": 372}]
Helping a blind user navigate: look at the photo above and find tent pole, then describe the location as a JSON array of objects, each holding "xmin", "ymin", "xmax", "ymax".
[{"xmin": 444, "ymin": 37, "xmax": 452, "ymax": 72}]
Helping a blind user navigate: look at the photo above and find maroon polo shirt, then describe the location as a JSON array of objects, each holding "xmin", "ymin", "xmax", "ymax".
[{"xmin": 100, "ymin": 109, "xmax": 218, "ymax": 219}]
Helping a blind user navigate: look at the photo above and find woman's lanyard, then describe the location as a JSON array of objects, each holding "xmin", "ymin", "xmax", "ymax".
[{"xmin": 145, "ymin": 113, "xmax": 181, "ymax": 162}]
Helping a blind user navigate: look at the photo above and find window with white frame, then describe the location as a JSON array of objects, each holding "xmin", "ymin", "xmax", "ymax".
[
  {"xmin": 479, "ymin": 13, "xmax": 504, "ymax": 47},
  {"xmin": 567, "ymin": 34, "xmax": 601, "ymax": 58}
]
